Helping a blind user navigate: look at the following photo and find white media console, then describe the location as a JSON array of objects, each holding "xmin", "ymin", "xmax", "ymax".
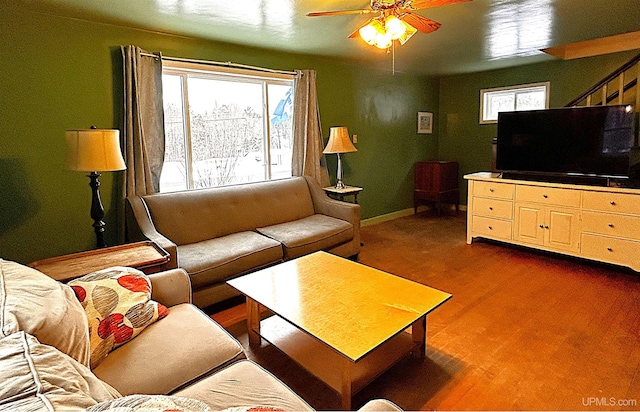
[{"xmin": 465, "ymin": 172, "xmax": 640, "ymax": 271}]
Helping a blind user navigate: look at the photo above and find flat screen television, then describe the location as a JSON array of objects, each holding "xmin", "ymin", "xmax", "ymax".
[{"xmin": 496, "ymin": 105, "xmax": 638, "ymax": 185}]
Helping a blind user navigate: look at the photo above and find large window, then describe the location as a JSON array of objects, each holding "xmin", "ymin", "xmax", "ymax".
[
  {"xmin": 160, "ymin": 61, "xmax": 294, "ymax": 192},
  {"xmin": 480, "ymin": 82, "xmax": 550, "ymax": 124}
]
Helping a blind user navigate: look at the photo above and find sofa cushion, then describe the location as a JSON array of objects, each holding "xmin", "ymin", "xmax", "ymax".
[
  {"xmin": 93, "ymin": 303, "xmax": 245, "ymax": 396},
  {"xmin": 175, "ymin": 360, "xmax": 313, "ymax": 411},
  {"xmin": 179, "ymin": 231, "xmax": 283, "ymax": 290},
  {"xmin": 0, "ymin": 331, "xmax": 120, "ymax": 411},
  {"xmin": 257, "ymin": 214, "xmax": 354, "ymax": 259},
  {"xmin": 87, "ymin": 394, "xmax": 209, "ymax": 411},
  {"xmin": 143, "ymin": 177, "xmax": 316, "ymax": 245},
  {"xmin": 0, "ymin": 259, "xmax": 91, "ymax": 367},
  {"xmin": 358, "ymin": 399, "xmax": 404, "ymax": 411},
  {"xmin": 68, "ymin": 267, "xmax": 168, "ymax": 369}
]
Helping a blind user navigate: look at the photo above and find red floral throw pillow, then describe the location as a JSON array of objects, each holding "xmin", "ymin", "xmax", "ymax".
[{"xmin": 68, "ymin": 267, "xmax": 168, "ymax": 369}]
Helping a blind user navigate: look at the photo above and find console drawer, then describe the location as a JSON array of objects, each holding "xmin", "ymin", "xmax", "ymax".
[
  {"xmin": 473, "ymin": 181, "xmax": 514, "ymax": 200},
  {"xmin": 582, "ymin": 211, "xmax": 640, "ymax": 241},
  {"xmin": 471, "ymin": 216, "xmax": 512, "ymax": 240},
  {"xmin": 472, "ymin": 197, "xmax": 513, "ymax": 219},
  {"xmin": 582, "ymin": 191, "xmax": 640, "ymax": 216},
  {"xmin": 516, "ymin": 185, "xmax": 581, "ymax": 207},
  {"xmin": 581, "ymin": 233, "xmax": 640, "ymax": 269}
]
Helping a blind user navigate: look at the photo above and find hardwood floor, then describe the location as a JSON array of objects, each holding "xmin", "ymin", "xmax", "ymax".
[{"xmin": 212, "ymin": 210, "xmax": 640, "ymax": 411}]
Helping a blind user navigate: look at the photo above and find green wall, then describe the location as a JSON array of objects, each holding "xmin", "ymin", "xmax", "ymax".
[
  {"xmin": 318, "ymin": 65, "xmax": 440, "ymax": 217},
  {"xmin": 438, "ymin": 50, "xmax": 640, "ymax": 203},
  {"xmin": 2, "ymin": 3, "xmax": 635, "ymax": 265},
  {"xmin": 0, "ymin": 4, "xmax": 437, "ymax": 263}
]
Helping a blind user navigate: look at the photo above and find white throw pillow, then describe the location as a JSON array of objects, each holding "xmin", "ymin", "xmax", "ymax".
[{"xmin": 0, "ymin": 258, "xmax": 91, "ymax": 366}]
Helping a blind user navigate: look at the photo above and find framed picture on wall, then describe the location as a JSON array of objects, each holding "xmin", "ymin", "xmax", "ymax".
[{"xmin": 417, "ymin": 111, "xmax": 433, "ymax": 134}]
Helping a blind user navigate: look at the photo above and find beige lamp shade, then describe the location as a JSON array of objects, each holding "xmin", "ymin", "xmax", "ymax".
[
  {"xmin": 65, "ymin": 129, "xmax": 126, "ymax": 172},
  {"xmin": 323, "ymin": 126, "xmax": 357, "ymax": 154}
]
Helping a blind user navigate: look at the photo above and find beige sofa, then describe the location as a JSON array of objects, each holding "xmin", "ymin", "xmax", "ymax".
[
  {"xmin": 126, "ymin": 176, "xmax": 361, "ymax": 308},
  {"xmin": 0, "ymin": 259, "xmax": 400, "ymax": 411}
]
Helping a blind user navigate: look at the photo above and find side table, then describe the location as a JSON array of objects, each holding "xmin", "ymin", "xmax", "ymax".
[
  {"xmin": 414, "ymin": 161, "xmax": 459, "ymax": 215},
  {"xmin": 323, "ymin": 186, "xmax": 363, "ymax": 204},
  {"xmin": 28, "ymin": 241, "xmax": 170, "ymax": 282}
]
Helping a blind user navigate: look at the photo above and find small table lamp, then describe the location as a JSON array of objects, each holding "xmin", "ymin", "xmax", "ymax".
[
  {"xmin": 323, "ymin": 126, "xmax": 357, "ymax": 189},
  {"xmin": 66, "ymin": 128, "xmax": 126, "ymax": 249}
]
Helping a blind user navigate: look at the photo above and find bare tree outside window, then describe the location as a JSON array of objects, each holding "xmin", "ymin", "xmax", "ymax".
[
  {"xmin": 480, "ymin": 82, "xmax": 550, "ymax": 124},
  {"xmin": 160, "ymin": 67, "xmax": 294, "ymax": 192}
]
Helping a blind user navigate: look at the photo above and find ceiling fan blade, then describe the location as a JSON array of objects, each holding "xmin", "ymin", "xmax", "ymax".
[
  {"xmin": 348, "ymin": 19, "xmax": 376, "ymax": 38},
  {"xmin": 409, "ymin": 0, "xmax": 472, "ymax": 10},
  {"xmin": 399, "ymin": 12, "xmax": 441, "ymax": 34},
  {"xmin": 307, "ymin": 9, "xmax": 376, "ymax": 17}
]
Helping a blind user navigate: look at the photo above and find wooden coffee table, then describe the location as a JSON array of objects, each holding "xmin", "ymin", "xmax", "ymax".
[{"xmin": 227, "ymin": 251, "xmax": 451, "ymax": 409}]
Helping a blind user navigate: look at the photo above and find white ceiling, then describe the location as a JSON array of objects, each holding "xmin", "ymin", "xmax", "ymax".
[{"xmin": 23, "ymin": 0, "xmax": 640, "ymax": 75}]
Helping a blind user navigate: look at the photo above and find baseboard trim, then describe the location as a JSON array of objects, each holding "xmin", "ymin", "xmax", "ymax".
[
  {"xmin": 362, "ymin": 209, "xmax": 415, "ymax": 227},
  {"xmin": 362, "ymin": 205, "xmax": 467, "ymax": 227}
]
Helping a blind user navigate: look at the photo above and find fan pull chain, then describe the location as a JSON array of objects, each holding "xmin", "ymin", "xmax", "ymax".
[{"xmin": 392, "ymin": 41, "xmax": 395, "ymax": 75}]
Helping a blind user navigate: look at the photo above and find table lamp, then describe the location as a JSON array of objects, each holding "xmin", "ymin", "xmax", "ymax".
[
  {"xmin": 323, "ymin": 126, "xmax": 357, "ymax": 189},
  {"xmin": 66, "ymin": 127, "xmax": 126, "ymax": 248}
]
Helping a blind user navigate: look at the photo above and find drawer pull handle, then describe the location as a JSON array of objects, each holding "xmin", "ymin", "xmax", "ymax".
[
  {"xmin": 543, "ymin": 194, "xmax": 548, "ymax": 198},
  {"xmin": 607, "ymin": 247, "xmax": 613, "ymax": 252},
  {"xmin": 489, "ymin": 188, "xmax": 494, "ymax": 193},
  {"xmin": 488, "ymin": 226, "xmax": 493, "ymax": 230},
  {"xmin": 608, "ymin": 223, "xmax": 614, "ymax": 228},
  {"xmin": 610, "ymin": 200, "xmax": 616, "ymax": 205},
  {"xmin": 489, "ymin": 207, "xmax": 493, "ymax": 210}
]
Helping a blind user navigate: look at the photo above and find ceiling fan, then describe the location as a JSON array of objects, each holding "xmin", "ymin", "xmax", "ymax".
[{"xmin": 307, "ymin": 0, "xmax": 472, "ymax": 50}]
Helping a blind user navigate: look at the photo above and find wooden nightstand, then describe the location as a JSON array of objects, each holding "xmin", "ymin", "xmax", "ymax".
[
  {"xmin": 414, "ymin": 161, "xmax": 459, "ymax": 215},
  {"xmin": 28, "ymin": 241, "xmax": 170, "ymax": 282},
  {"xmin": 323, "ymin": 186, "xmax": 363, "ymax": 204}
]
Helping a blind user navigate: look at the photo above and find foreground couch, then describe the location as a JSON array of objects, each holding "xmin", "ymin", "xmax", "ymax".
[
  {"xmin": 0, "ymin": 259, "xmax": 400, "ymax": 411},
  {"xmin": 126, "ymin": 176, "xmax": 361, "ymax": 308}
]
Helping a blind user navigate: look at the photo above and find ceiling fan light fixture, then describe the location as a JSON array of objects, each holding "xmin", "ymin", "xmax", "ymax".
[
  {"xmin": 374, "ymin": 30, "xmax": 393, "ymax": 49},
  {"xmin": 309, "ymin": 0, "xmax": 467, "ymax": 52},
  {"xmin": 385, "ymin": 15, "xmax": 406, "ymax": 40},
  {"xmin": 358, "ymin": 14, "xmax": 418, "ymax": 49},
  {"xmin": 397, "ymin": 21, "xmax": 417, "ymax": 45},
  {"xmin": 359, "ymin": 20, "xmax": 382, "ymax": 45}
]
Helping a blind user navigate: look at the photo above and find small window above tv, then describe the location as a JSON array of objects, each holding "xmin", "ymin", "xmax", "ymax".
[{"xmin": 480, "ymin": 82, "xmax": 550, "ymax": 124}]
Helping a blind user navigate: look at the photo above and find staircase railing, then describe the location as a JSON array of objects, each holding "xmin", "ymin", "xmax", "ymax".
[{"xmin": 565, "ymin": 52, "xmax": 640, "ymax": 109}]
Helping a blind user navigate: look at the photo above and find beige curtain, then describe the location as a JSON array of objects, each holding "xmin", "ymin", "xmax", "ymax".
[
  {"xmin": 292, "ymin": 69, "xmax": 330, "ymax": 187},
  {"xmin": 121, "ymin": 45, "xmax": 165, "ymax": 198}
]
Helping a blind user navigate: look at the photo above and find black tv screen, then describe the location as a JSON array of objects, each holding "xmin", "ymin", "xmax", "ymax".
[{"xmin": 496, "ymin": 105, "xmax": 636, "ymax": 180}]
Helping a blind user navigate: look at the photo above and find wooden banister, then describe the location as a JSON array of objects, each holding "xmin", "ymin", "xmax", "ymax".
[{"xmin": 565, "ymin": 52, "xmax": 640, "ymax": 107}]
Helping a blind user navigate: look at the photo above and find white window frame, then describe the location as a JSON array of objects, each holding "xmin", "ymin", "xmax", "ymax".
[
  {"xmin": 479, "ymin": 82, "xmax": 550, "ymax": 124},
  {"xmin": 161, "ymin": 60, "xmax": 295, "ymax": 192}
]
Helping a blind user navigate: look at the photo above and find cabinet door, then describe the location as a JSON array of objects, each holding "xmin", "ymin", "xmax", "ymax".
[
  {"xmin": 414, "ymin": 162, "xmax": 436, "ymax": 193},
  {"xmin": 545, "ymin": 207, "xmax": 580, "ymax": 252},
  {"xmin": 514, "ymin": 203, "xmax": 544, "ymax": 245}
]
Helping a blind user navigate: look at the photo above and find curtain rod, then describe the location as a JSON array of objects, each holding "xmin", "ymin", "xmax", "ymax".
[{"xmin": 140, "ymin": 52, "xmax": 298, "ymax": 76}]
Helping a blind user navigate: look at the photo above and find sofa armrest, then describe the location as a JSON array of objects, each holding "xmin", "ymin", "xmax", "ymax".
[
  {"xmin": 304, "ymin": 176, "xmax": 361, "ymax": 225},
  {"xmin": 305, "ymin": 176, "xmax": 361, "ymax": 256},
  {"xmin": 126, "ymin": 196, "xmax": 178, "ymax": 269},
  {"xmin": 149, "ymin": 268, "xmax": 192, "ymax": 307}
]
